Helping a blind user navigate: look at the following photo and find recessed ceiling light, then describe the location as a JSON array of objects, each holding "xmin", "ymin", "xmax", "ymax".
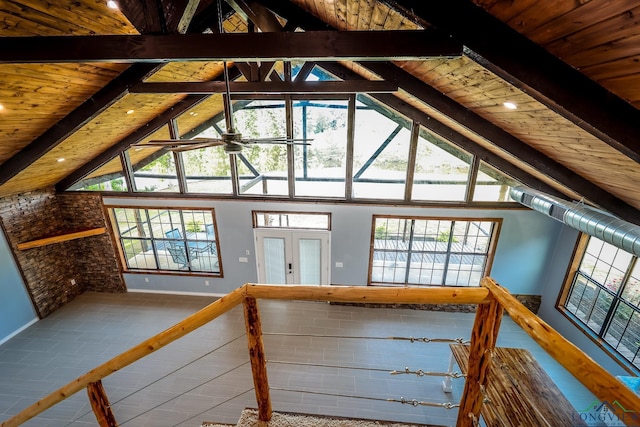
[
  {"xmin": 57, "ymin": 158, "xmax": 65, "ymax": 162},
  {"xmin": 0, "ymin": 104, "xmax": 4, "ymax": 110},
  {"xmin": 126, "ymin": 109, "xmax": 135, "ymax": 114},
  {"xmin": 503, "ymin": 102, "xmax": 517, "ymax": 110},
  {"xmin": 106, "ymin": 0, "xmax": 118, "ymax": 9}
]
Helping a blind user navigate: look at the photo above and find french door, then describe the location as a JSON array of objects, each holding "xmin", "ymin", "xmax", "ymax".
[{"xmin": 254, "ymin": 229, "xmax": 330, "ymax": 285}]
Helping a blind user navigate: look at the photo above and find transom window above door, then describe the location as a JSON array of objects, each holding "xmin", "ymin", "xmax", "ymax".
[
  {"xmin": 253, "ymin": 211, "xmax": 331, "ymax": 230},
  {"xmin": 369, "ymin": 215, "xmax": 500, "ymax": 287}
]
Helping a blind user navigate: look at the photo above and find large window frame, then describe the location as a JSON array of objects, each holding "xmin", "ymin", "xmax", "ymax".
[
  {"xmin": 558, "ymin": 234, "xmax": 640, "ymax": 374},
  {"xmin": 368, "ymin": 215, "xmax": 501, "ymax": 287},
  {"xmin": 67, "ymin": 89, "xmax": 521, "ymax": 206},
  {"xmin": 107, "ymin": 206, "xmax": 223, "ymax": 276}
]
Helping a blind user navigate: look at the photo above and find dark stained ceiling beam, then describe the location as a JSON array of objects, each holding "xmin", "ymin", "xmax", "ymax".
[
  {"xmin": 129, "ymin": 80, "xmax": 398, "ymax": 94},
  {"xmin": 226, "ymin": 0, "xmax": 284, "ymax": 32},
  {"xmin": 0, "ymin": 63, "xmax": 162, "ymax": 187},
  {"xmin": 384, "ymin": 0, "xmax": 640, "ymax": 164},
  {"xmin": 255, "ymin": 0, "xmax": 330, "ymax": 30},
  {"xmin": 316, "ymin": 63, "xmax": 559, "ymax": 193},
  {"xmin": 55, "ymin": 67, "xmax": 242, "ymax": 191},
  {"xmin": 0, "ymin": 2, "xmax": 223, "ymax": 187},
  {"xmin": 324, "ymin": 61, "xmax": 640, "ymax": 222},
  {"xmin": 117, "ymin": 0, "xmax": 167, "ymax": 33},
  {"xmin": 256, "ymin": 0, "xmax": 640, "ymax": 221},
  {"xmin": 235, "ymin": 62, "xmax": 260, "ymax": 82},
  {"xmin": 0, "ymin": 31, "xmax": 462, "ymax": 63},
  {"xmin": 187, "ymin": 1, "xmax": 234, "ymax": 33}
]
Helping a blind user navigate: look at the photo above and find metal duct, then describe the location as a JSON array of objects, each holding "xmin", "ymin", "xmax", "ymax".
[{"xmin": 510, "ymin": 186, "xmax": 640, "ymax": 257}]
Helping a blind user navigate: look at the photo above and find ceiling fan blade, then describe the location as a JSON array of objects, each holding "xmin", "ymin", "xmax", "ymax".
[
  {"xmin": 244, "ymin": 139, "xmax": 312, "ymax": 146},
  {"xmin": 170, "ymin": 141, "xmax": 225, "ymax": 152},
  {"xmin": 137, "ymin": 138, "xmax": 224, "ymax": 146}
]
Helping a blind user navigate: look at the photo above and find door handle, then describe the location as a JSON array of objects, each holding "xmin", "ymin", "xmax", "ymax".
[{"xmin": 288, "ymin": 263, "xmax": 292, "ymax": 273}]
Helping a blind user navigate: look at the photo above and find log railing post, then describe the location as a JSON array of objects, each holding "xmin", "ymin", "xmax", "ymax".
[
  {"xmin": 87, "ymin": 380, "xmax": 118, "ymax": 427},
  {"xmin": 243, "ymin": 295, "xmax": 272, "ymax": 422},
  {"xmin": 456, "ymin": 296, "xmax": 503, "ymax": 427}
]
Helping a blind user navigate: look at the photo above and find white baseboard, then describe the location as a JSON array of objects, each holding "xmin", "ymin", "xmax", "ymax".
[
  {"xmin": 0, "ymin": 317, "xmax": 39, "ymax": 346},
  {"xmin": 127, "ymin": 288, "xmax": 226, "ymax": 298}
]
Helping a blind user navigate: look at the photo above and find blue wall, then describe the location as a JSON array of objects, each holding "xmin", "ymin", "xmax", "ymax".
[
  {"xmin": 103, "ymin": 197, "xmax": 560, "ymax": 297},
  {"xmin": 0, "ymin": 227, "xmax": 37, "ymax": 344},
  {"xmin": 537, "ymin": 224, "xmax": 631, "ymax": 376}
]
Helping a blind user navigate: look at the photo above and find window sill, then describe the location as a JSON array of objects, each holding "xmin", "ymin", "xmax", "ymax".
[{"xmin": 556, "ymin": 305, "xmax": 640, "ymax": 376}]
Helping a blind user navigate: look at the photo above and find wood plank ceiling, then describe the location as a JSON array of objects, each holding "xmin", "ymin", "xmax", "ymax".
[{"xmin": 1, "ymin": 0, "xmax": 640, "ymax": 223}]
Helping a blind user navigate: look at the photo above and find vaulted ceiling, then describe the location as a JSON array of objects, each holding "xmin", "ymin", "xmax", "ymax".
[{"xmin": 1, "ymin": 0, "xmax": 640, "ymax": 223}]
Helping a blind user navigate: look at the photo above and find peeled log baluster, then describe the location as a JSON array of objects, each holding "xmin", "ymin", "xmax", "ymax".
[
  {"xmin": 87, "ymin": 380, "xmax": 117, "ymax": 427},
  {"xmin": 456, "ymin": 297, "xmax": 503, "ymax": 427},
  {"xmin": 243, "ymin": 295, "xmax": 272, "ymax": 422}
]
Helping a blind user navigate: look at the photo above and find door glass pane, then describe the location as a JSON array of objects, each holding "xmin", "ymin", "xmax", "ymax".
[
  {"xmin": 299, "ymin": 238, "xmax": 321, "ymax": 285},
  {"xmin": 263, "ymin": 237, "xmax": 286, "ymax": 284}
]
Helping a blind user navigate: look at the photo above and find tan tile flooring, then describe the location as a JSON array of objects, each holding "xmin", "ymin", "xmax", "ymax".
[{"xmin": 0, "ymin": 292, "xmax": 596, "ymax": 426}]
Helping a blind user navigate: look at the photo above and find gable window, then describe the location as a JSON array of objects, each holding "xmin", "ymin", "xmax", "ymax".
[
  {"xmin": 560, "ymin": 235, "xmax": 640, "ymax": 371},
  {"xmin": 369, "ymin": 216, "xmax": 500, "ymax": 286},
  {"xmin": 108, "ymin": 207, "xmax": 222, "ymax": 275}
]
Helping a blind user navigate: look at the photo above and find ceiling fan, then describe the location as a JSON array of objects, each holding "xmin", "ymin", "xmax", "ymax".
[{"xmin": 133, "ymin": 0, "xmax": 311, "ymax": 155}]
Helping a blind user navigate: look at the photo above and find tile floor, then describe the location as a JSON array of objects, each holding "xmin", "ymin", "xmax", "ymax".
[{"xmin": 0, "ymin": 291, "xmax": 597, "ymax": 427}]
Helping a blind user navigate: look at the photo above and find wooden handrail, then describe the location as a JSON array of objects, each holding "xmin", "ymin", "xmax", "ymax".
[
  {"xmin": 3, "ymin": 281, "xmax": 639, "ymax": 427},
  {"xmin": 0, "ymin": 286, "xmax": 246, "ymax": 427},
  {"xmin": 483, "ymin": 277, "xmax": 640, "ymax": 424},
  {"xmin": 245, "ymin": 284, "xmax": 492, "ymax": 304}
]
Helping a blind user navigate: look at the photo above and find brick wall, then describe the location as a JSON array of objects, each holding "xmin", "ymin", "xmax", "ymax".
[{"xmin": 0, "ymin": 189, "xmax": 125, "ymax": 318}]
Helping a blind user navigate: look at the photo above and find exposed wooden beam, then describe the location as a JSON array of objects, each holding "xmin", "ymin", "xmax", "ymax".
[
  {"xmin": 0, "ymin": 63, "xmax": 161, "ymax": 187},
  {"xmin": 385, "ymin": 0, "xmax": 640, "ymax": 163},
  {"xmin": 255, "ymin": 0, "xmax": 330, "ymax": 31},
  {"xmin": 55, "ymin": 95, "xmax": 206, "ymax": 191},
  {"xmin": 55, "ymin": 67, "xmax": 242, "ymax": 191},
  {"xmin": 317, "ymin": 63, "xmax": 558, "ymax": 191},
  {"xmin": 0, "ymin": 31, "xmax": 462, "ymax": 63},
  {"xmin": 1, "ymin": 2, "xmax": 228, "ymax": 188},
  {"xmin": 129, "ymin": 80, "xmax": 398, "ymax": 94},
  {"xmin": 186, "ymin": 0, "xmax": 235, "ymax": 33},
  {"xmin": 356, "ymin": 61, "xmax": 640, "ymax": 220},
  {"xmin": 226, "ymin": 0, "xmax": 283, "ymax": 32},
  {"xmin": 116, "ymin": 0, "xmax": 167, "ymax": 34}
]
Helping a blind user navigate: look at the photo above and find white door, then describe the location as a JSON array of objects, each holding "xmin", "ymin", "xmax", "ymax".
[{"xmin": 255, "ymin": 229, "xmax": 330, "ymax": 285}]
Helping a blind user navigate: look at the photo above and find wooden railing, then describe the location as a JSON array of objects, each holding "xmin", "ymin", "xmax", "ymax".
[{"xmin": 1, "ymin": 279, "xmax": 639, "ymax": 427}]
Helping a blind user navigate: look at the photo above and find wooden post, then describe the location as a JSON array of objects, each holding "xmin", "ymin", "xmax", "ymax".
[
  {"xmin": 87, "ymin": 380, "xmax": 118, "ymax": 427},
  {"xmin": 456, "ymin": 296, "xmax": 503, "ymax": 427},
  {"xmin": 484, "ymin": 277, "xmax": 640, "ymax": 423},
  {"xmin": 243, "ymin": 295, "xmax": 272, "ymax": 422}
]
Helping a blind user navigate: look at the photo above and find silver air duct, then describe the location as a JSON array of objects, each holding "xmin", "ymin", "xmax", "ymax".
[{"xmin": 510, "ymin": 186, "xmax": 640, "ymax": 257}]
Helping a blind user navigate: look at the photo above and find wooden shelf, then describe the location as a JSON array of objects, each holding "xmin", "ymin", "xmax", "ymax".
[{"xmin": 17, "ymin": 227, "xmax": 106, "ymax": 250}]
